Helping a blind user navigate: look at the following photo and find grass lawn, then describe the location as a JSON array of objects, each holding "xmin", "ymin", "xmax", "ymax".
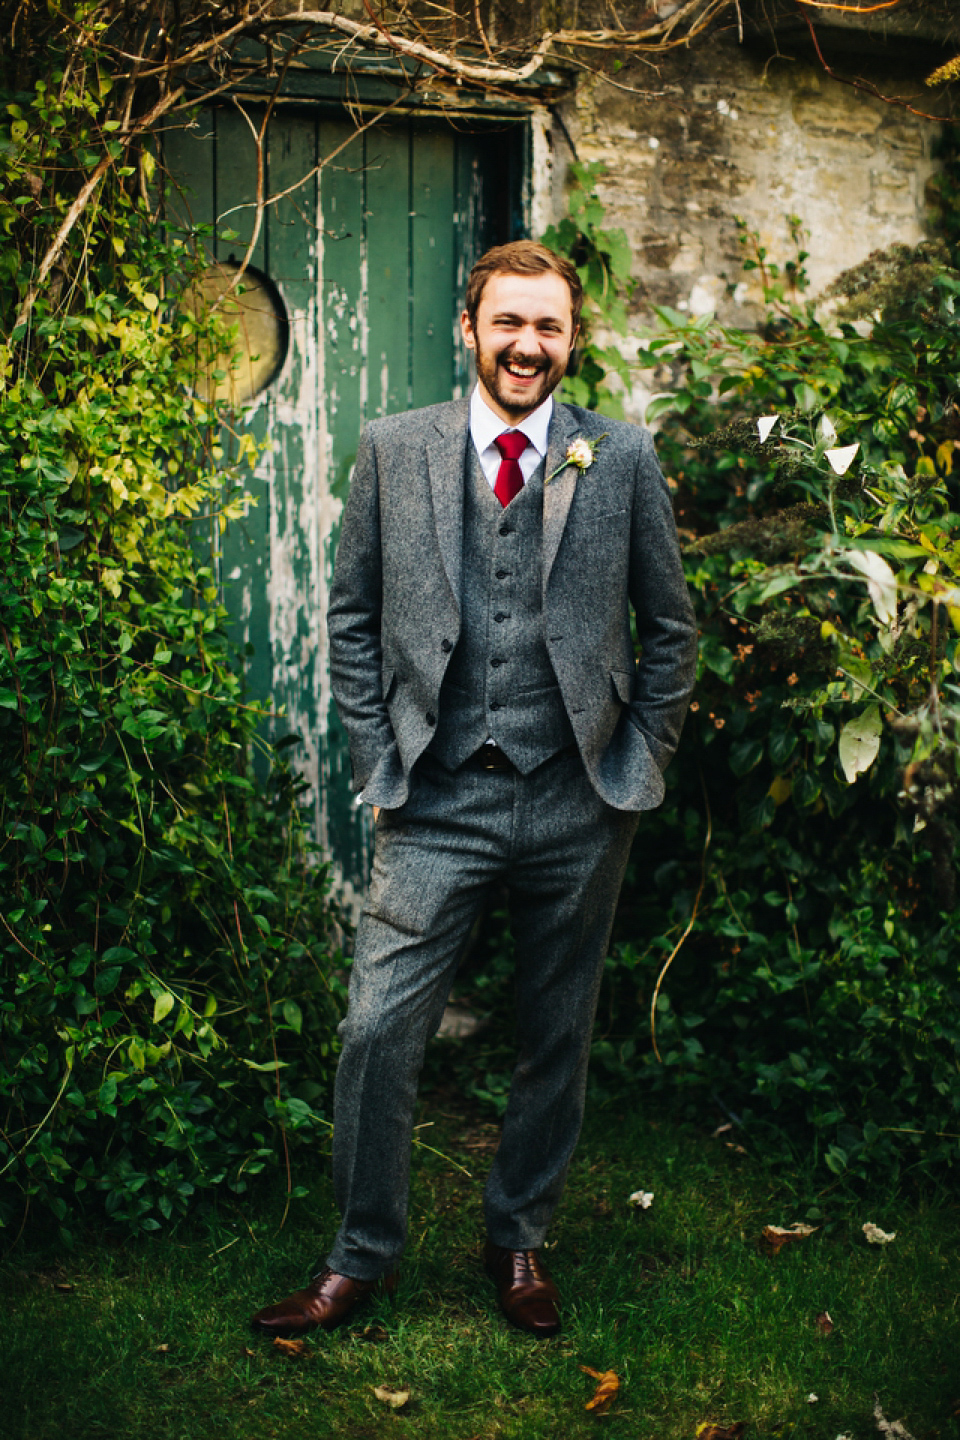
[{"xmin": 3, "ymin": 1097, "xmax": 958, "ymax": 1440}]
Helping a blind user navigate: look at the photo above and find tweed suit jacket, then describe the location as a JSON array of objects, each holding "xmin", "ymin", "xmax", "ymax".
[{"xmin": 327, "ymin": 396, "xmax": 697, "ymax": 813}]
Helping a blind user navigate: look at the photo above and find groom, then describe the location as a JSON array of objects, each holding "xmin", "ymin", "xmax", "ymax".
[{"xmin": 252, "ymin": 240, "xmax": 697, "ymax": 1339}]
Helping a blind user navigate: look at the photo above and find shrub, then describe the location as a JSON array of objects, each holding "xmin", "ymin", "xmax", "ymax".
[
  {"xmin": 1, "ymin": 44, "xmax": 344, "ymax": 1238},
  {"xmin": 596, "ymin": 218, "xmax": 960, "ymax": 1182}
]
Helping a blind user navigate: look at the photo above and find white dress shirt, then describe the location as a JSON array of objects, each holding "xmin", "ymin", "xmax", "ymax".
[{"xmin": 470, "ymin": 386, "xmax": 553, "ymax": 490}]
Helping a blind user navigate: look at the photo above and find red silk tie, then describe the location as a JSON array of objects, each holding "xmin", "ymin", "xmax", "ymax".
[{"xmin": 494, "ymin": 431, "xmax": 528, "ymax": 508}]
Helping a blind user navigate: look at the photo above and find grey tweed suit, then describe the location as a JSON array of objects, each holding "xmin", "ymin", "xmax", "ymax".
[{"xmin": 325, "ymin": 396, "xmax": 697, "ymax": 1279}]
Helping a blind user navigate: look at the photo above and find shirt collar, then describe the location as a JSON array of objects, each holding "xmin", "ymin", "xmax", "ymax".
[{"xmin": 470, "ymin": 386, "xmax": 554, "ymax": 458}]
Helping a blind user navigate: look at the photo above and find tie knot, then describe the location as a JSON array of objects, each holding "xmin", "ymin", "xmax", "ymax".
[{"xmin": 495, "ymin": 430, "xmax": 529, "ymax": 463}]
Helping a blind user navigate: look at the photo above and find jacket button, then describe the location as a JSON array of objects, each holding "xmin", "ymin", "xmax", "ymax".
[
  {"xmin": 425, "ymin": 712, "xmax": 436, "ymax": 726},
  {"xmin": 494, "ymin": 612, "xmax": 506, "ymax": 623},
  {"xmin": 499, "ymin": 525, "xmax": 512, "ymax": 537},
  {"xmin": 490, "ymin": 657, "xmax": 503, "ymax": 667},
  {"xmin": 495, "ymin": 569, "xmax": 509, "ymax": 579},
  {"xmin": 489, "ymin": 701, "xmax": 501, "ymax": 711},
  {"xmin": 441, "ymin": 638, "xmax": 453, "ymax": 653}
]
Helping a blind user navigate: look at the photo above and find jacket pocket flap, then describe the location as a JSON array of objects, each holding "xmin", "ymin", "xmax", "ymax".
[{"xmin": 610, "ymin": 668, "xmax": 634, "ymax": 705}]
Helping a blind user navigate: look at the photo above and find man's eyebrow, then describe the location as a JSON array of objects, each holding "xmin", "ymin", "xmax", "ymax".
[{"xmin": 490, "ymin": 309, "xmax": 565, "ymax": 325}]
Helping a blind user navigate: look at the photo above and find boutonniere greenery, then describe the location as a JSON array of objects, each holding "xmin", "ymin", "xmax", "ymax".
[{"xmin": 546, "ymin": 433, "xmax": 607, "ymax": 484}]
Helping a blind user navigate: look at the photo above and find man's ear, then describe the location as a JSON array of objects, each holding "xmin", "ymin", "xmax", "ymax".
[{"xmin": 460, "ymin": 308, "xmax": 476, "ymax": 351}]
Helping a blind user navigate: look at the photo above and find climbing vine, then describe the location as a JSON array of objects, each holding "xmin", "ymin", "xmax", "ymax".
[{"xmin": 1, "ymin": 28, "xmax": 345, "ymax": 1238}]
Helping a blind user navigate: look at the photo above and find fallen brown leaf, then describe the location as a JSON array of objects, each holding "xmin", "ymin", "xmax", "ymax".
[
  {"xmin": 240, "ymin": 1346, "xmax": 256, "ymax": 1358},
  {"xmin": 155, "ymin": 1342, "xmax": 171, "ymax": 1353},
  {"xmin": 815, "ymin": 1310, "xmax": 834, "ymax": 1335},
  {"xmin": 760, "ymin": 1222, "xmax": 818, "ymax": 1255},
  {"xmin": 54, "ymin": 1283, "xmax": 75, "ymax": 1293},
  {"xmin": 581, "ymin": 1366, "xmax": 620, "ymax": 1413},
  {"xmin": 373, "ymin": 1384, "xmax": 410, "ymax": 1410},
  {"xmin": 363, "ymin": 1324, "xmax": 389, "ymax": 1343},
  {"xmin": 272, "ymin": 1336, "xmax": 307, "ymax": 1358},
  {"xmin": 696, "ymin": 1423, "xmax": 746, "ymax": 1439}
]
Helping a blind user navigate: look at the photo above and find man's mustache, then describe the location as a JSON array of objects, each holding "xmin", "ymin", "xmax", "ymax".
[{"xmin": 498, "ymin": 351, "xmax": 548, "ymax": 371}]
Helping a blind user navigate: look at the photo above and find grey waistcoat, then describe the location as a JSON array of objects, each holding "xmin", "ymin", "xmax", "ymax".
[{"xmin": 429, "ymin": 446, "xmax": 575, "ymax": 773}]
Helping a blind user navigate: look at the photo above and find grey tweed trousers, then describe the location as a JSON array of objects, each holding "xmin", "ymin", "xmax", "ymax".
[{"xmin": 325, "ymin": 748, "xmax": 639, "ymax": 1281}]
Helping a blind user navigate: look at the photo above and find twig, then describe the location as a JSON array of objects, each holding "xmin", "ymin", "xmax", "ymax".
[
  {"xmin": 794, "ymin": 0, "xmax": 904, "ymax": 10},
  {"xmin": 13, "ymin": 84, "xmax": 185, "ymax": 335},
  {"xmin": 800, "ymin": 9, "xmax": 948, "ymax": 123},
  {"xmin": 651, "ymin": 761, "xmax": 713, "ymax": 1062}
]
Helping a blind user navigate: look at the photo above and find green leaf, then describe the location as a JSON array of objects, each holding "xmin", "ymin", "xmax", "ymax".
[
  {"xmin": 729, "ymin": 739, "xmax": 764, "ymax": 777},
  {"xmin": 838, "ymin": 705, "xmax": 882, "ymax": 784},
  {"xmin": 769, "ymin": 730, "xmax": 798, "ymax": 767},
  {"xmin": 282, "ymin": 1000, "xmax": 303, "ymax": 1035},
  {"xmin": 152, "ymin": 991, "xmax": 175, "ymax": 1025},
  {"xmin": 760, "ymin": 571, "xmax": 802, "ymax": 603}
]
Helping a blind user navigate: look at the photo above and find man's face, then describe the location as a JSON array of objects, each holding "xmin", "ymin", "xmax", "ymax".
[{"xmin": 460, "ymin": 270, "xmax": 578, "ymax": 424}]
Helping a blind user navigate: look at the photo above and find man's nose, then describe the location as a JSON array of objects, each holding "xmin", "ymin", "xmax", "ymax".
[{"xmin": 516, "ymin": 324, "xmax": 544, "ymax": 352}]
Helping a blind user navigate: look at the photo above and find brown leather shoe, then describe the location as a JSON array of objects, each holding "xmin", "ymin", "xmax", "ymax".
[
  {"xmin": 484, "ymin": 1241, "xmax": 561, "ymax": 1337},
  {"xmin": 251, "ymin": 1267, "xmax": 398, "ymax": 1337}
]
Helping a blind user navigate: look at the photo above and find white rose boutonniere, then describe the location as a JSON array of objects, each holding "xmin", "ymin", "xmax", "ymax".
[{"xmin": 546, "ymin": 432, "xmax": 607, "ymax": 484}]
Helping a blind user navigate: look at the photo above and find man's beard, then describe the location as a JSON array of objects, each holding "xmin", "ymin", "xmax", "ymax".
[{"xmin": 473, "ymin": 341, "xmax": 567, "ymax": 419}]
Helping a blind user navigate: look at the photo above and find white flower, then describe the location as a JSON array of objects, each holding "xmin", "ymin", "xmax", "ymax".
[
  {"xmin": 628, "ymin": 1190, "xmax": 654, "ymax": 1209},
  {"xmin": 862, "ymin": 1222, "xmax": 896, "ymax": 1245},
  {"xmin": 567, "ymin": 437, "xmax": 595, "ymax": 470},
  {"xmin": 546, "ymin": 433, "xmax": 607, "ymax": 484}
]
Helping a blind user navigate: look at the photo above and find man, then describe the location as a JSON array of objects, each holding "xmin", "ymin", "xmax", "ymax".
[{"xmin": 252, "ymin": 240, "xmax": 697, "ymax": 1340}]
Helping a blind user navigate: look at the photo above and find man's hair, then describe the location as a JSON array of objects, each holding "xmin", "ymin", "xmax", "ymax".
[{"xmin": 464, "ymin": 240, "xmax": 583, "ymax": 334}]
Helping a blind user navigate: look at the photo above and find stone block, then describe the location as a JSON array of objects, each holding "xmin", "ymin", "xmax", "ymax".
[
  {"xmin": 792, "ymin": 93, "xmax": 883, "ymax": 135},
  {"xmin": 668, "ymin": 236, "xmax": 706, "ymax": 274},
  {"xmin": 639, "ymin": 232, "xmax": 681, "ymax": 270}
]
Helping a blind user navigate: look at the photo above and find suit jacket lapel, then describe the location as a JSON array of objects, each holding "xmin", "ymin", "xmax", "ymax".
[
  {"xmin": 542, "ymin": 404, "xmax": 580, "ymax": 593},
  {"xmin": 426, "ymin": 398, "xmax": 470, "ymax": 613}
]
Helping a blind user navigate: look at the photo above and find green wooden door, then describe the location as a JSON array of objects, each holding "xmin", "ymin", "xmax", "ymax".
[{"xmin": 164, "ymin": 108, "xmax": 522, "ymax": 893}]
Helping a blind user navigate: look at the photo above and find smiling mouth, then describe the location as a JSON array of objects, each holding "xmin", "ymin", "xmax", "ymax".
[{"xmin": 501, "ymin": 358, "xmax": 544, "ymax": 380}]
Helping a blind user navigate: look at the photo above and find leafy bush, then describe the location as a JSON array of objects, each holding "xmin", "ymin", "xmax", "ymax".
[
  {"xmin": 596, "ymin": 216, "xmax": 960, "ymax": 1182},
  {"xmin": 1, "ymin": 46, "xmax": 344, "ymax": 1237}
]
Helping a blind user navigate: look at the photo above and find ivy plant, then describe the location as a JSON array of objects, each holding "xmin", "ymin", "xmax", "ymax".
[{"xmin": 1, "ymin": 45, "xmax": 344, "ymax": 1238}]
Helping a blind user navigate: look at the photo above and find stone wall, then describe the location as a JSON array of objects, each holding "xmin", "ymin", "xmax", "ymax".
[{"xmin": 538, "ymin": 33, "xmax": 945, "ymax": 420}]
